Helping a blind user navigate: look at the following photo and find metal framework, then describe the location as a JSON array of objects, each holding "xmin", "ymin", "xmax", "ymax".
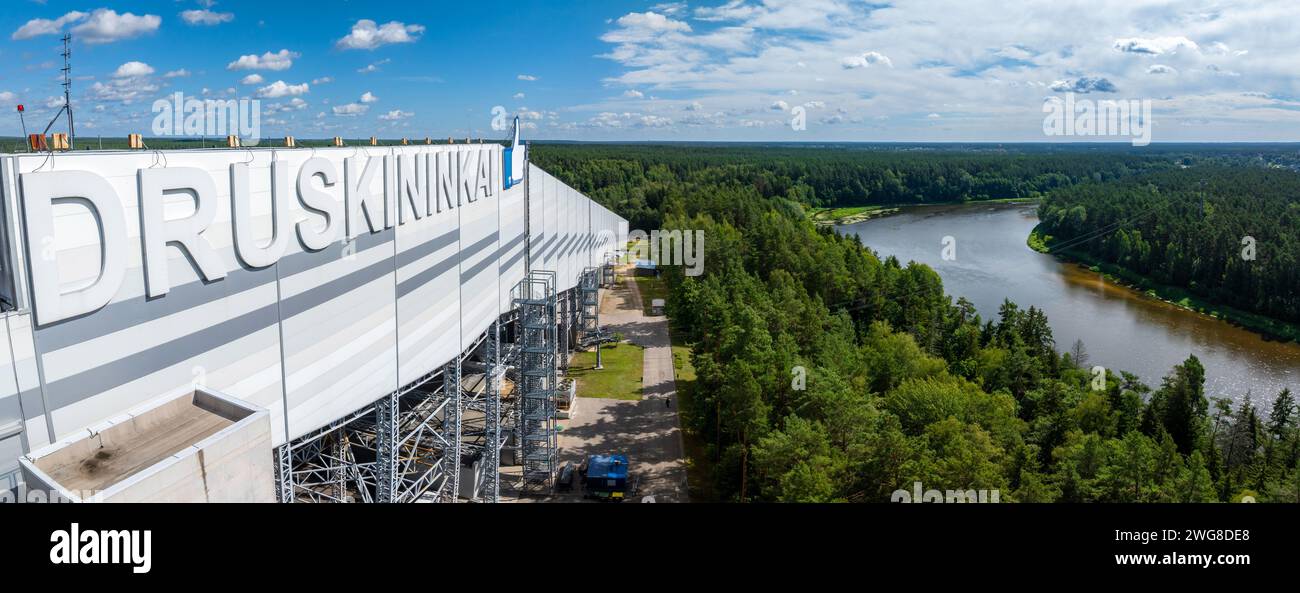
[
  {"xmin": 579, "ymin": 267, "xmax": 604, "ymax": 348},
  {"xmin": 515, "ymin": 271, "xmax": 559, "ymax": 493},
  {"xmin": 273, "ymin": 318, "xmax": 520, "ymax": 503},
  {"xmin": 440, "ymin": 360, "xmax": 462, "ymax": 502},
  {"xmin": 602, "ymin": 254, "xmax": 617, "ymax": 288},
  {"xmin": 482, "ymin": 321, "xmax": 502, "ymax": 501},
  {"xmin": 558, "ymin": 287, "xmax": 570, "ymax": 371}
]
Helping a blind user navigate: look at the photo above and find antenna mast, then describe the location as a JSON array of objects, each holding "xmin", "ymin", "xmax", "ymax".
[
  {"xmin": 42, "ymin": 34, "xmax": 75, "ymax": 150},
  {"xmin": 61, "ymin": 33, "xmax": 75, "ymax": 149}
]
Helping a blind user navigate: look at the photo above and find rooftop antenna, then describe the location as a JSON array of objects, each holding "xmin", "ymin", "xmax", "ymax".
[{"xmin": 42, "ymin": 34, "xmax": 75, "ymax": 150}]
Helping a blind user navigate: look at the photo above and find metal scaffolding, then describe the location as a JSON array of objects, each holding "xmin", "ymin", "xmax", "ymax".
[
  {"xmin": 579, "ymin": 267, "xmax": 604, "ymax": 348},
  {"xmin": 272, "ymin": 313, "xmax": 527, "ymax": 504},
  {"xmin": 602, "ymin": 254, "xmax": 617, "ymax": 288},
  {"xmin": 514, "ymin": 271, "xmax": 559, "ymax": 493},
  {"xmin": 482, "ymin": 320, "xmax": 502, "ymax": 502},
  {"xmin": 558, "ymin": 287, "xmax": 570, "ymax": 372},
  {"xmin": 440, "ymin": 359, "xmax": 462, "ymax": 503}
]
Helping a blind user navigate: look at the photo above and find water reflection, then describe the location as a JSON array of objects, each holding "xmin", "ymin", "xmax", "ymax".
[{"xmin": 842, "ymin": 203, "xmax": 1299, "ymax": 404}]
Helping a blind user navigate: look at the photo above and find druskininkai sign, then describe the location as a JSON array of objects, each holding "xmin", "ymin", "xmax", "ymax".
[{"xmin": 18, "ymin": 147, "xmax": 501, "ymax": 326}]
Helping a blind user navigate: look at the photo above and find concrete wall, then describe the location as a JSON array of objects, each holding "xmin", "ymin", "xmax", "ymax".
[{"xmin": 19, "ymin": 389, "xmax": 275, "ymax": 503}]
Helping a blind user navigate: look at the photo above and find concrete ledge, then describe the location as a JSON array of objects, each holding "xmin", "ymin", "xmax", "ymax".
[{"xmin": 19, "ymin": 389, "xmax": 274, "ymax": 503}]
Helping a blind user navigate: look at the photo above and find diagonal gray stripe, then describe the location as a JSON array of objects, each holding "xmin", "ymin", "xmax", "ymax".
[
  {"xmin": 280, "ymin": 250, "xmax": 399, "ymax": 320},
  {"xmin": 396, "ymin": 229, "xmax": 459, "ymax": 270},
  {"xmin": 396, "ymin": 251, "xmax": 460, "ymax": 300},
  {"xmin": 537, "ymin": 234, "xmax": 556, "ymax": 262},
  {"xmin": 43, "ymin": 303, "xmax": 280, "ymax": 411},
  {"xmin": 34, "ymin": 229, "xmax": 395, "ymax": 352},
  {"xmin": 499, "ymin": 245, "xmax": 527, "ymax": 273}
]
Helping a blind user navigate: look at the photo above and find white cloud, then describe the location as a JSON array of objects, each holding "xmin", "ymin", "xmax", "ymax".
[
  {"xmin": 266, "ymin": 97, "xmax": 310, "ymax": 114},
  {"xmin": 89, "ymin": 78, "xmax": 159, "ymax": 104},
  {"xmin": 841, "ymin": 51, "xmax": 893, "ymax": 69},
  {"xmin": 333, "ymin": 103, "xmax": 369, "ymax": 117},
  {"xmin": 12, "ymin": 11, "xmax": 88, "ymax": 40},
  {"xmin": 518, "ymin": 74, "xmax": 539, "ymax": 81},
  {"xmin": 577, "ymin": 0, "xmax": 1300, "ymax": 141},
  {"xmin": 227, "ymin": 49, "xmax": 298, "ymax": 71},
  {"xmin": 312, "ymin": 77, "xmax": 334, "ymax": 85},
  {"xmin": 1049, "ymin": 77, "xmax": 1118, "ymax": 94},
  {"xmin": 241, "ymin": 74, "xmax": 265, "ymax": 85},
  {"xmin": 770, "ymin": 100, "xmax": 789, "ymax": 111},
  {"xmin": 623, "ymin": 89, "xmax": 645, "ymax": 98},
  {"xmin": 112, "ymin": 61, "xmax": 154, "ymax": 79},
  {"xmin": 1113, "ymin": 36, "xmax": 1199, "ymax": 55},
  {"xmin": 180, "ymin": 9, "xmax": 234, "ymax": 26},
  {"xmin": 336, "ymin": 19, "xmax": 425, "ymax": 50},
  {"xmin": 0, "ymin": 92, "xmax": 15, "ymax": 102},
  {"xmin": 612, "ymin": 11, "xmax": 692, "ymax": 37},
  {"xmin": 360, "ymin": 92, "xmax": 379, "ymax": 104},
  {"xmin": 378, "ymin": 109, "xmax": 414, "ymax": 121},
  {"xmin": 651, "ymin": 2, "xmax": 689, "ymax": 16},
  {"xmin": 256, "ymin": 81, "xmax": 309, "ymax": 98},
  {"xmin": 576, "ymin": 111, "xmax": 677, "ymax": 129},
  {"xmin": 71, "ymin": 9, "xmax": 161, "ymax": 44},
  {"xmin": 1207, "ymin": 41, "xmax": 1249, "ymax": 57},
  {"xmin": 513, "ymin": 92, "xmax": 526, "ymax": 99},
  {"xmin": 358, "ymin": 59, "xmax": 390, "ymax": 74},
  {"xmin": 640, "ymin": 114, "xmax": 674, "ymax": 127},
  {"xmin": 164, "ymin": 69, "xmax": 191, "ymax": 78}
]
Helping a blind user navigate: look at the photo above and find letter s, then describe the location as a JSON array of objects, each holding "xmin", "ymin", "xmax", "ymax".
[{"xmin": 296, "ymin": 157, "xmax": 343, "ymax": 251}]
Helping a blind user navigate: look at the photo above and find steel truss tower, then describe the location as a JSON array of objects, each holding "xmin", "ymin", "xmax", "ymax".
[
  {"xmin": 514, "ymin": 271, "xmax": 559, "ymax": 493},
  {"xmin": 579, "ymin": 267, "xmax": 605, "ymax": 348},
  {"xmin": 482, "ymin": 321, "xmax": 502, "ymax": 501}
]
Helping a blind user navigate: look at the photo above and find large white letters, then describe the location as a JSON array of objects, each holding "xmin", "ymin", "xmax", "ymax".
[
  {"xmin": 344, "ymin": 154, "xmax": 389, "ymax": 239},
  {"xmin": 138, "ymin": 167, "xmax": 227, "ymax": 297},
  {"xmin": 398, "ymin": 153, "xmax": 425, "ymax": 224},
  {"xmin": 20, "ymin": 171, "xmax": 127, "ymax": 326},
  {"xmin": 296, "ymin": 157, "xmax": 342, "ymax": 251},
  {"xmin": 17, "ymin": 147, "xmax": 505, "ymax": 323},
  {"xmin": 230, "ymin": 162, "xmax": 292, "ymax": 268}
]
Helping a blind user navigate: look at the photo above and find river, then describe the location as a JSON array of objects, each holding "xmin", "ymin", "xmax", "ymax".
[{"xmin": 840, "ymin": 202, "xmax": 1300, "ymax": 405}]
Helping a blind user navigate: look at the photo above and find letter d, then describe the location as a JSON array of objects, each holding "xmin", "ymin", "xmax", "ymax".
[{"xmin": 20, "ymin": 171, "xmax": 127, "ymax": 326}]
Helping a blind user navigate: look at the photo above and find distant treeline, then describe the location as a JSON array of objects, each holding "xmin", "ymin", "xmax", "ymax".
[
  {"xmin": 1038, "ymin": 166, "xmax": 1300, "ymax": 325},
  {"xmin": 530, "ymin": 143, "xmax": 1300, "ymax": 233}
]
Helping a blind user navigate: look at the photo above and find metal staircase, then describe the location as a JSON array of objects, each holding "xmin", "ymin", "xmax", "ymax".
[{"xmin": 513, "ymin": 271, "xmax": 558, "ymax": 493}]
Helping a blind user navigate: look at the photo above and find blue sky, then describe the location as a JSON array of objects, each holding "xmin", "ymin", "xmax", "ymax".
[{"xmin": 2, "ymin": 0, "xmax": 1298, "ymax": 142}]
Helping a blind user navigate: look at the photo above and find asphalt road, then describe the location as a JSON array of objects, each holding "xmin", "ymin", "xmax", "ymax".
[{"xmin": 551, "ymin": 273, "xmax": 689, "ymax": 503}]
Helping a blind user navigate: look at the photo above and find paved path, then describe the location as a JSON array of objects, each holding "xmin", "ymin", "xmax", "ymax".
[{"xmin": 551, "ymin": 273, "xmax": 689, "ymax": 502}]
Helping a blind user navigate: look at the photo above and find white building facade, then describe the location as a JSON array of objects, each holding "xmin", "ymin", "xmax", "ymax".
[{"xmin": 0, "ymin": 141, "xmax": 625, "ymax": 496}]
